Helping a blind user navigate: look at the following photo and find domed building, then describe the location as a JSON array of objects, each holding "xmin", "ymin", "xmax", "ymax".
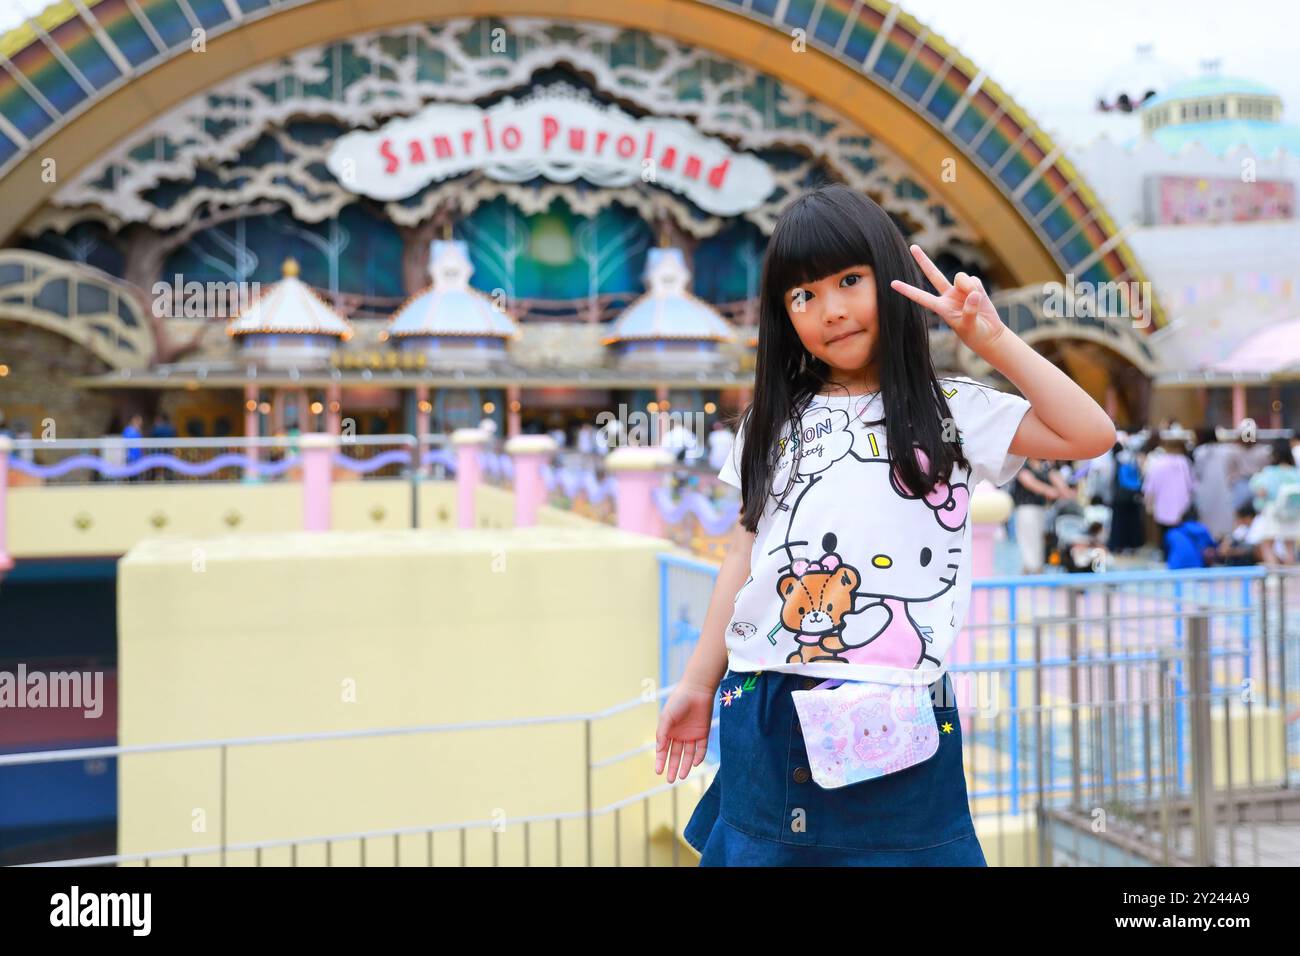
[
  {"xmin": 602, "ymin": 247, "xmax": 737, "ymax": 374},
  {"xmin": 1140, "ymin": 75, "xmax": 1300, "ymax": 156},
  {"xmin": 227, "ymin": 258, "xmax": 353, "ymax": 371},
  {"xmin": 1068, "ymin": 64, "xmax": 1300, "ymax": 428},
  {"xmin": 384, "ymin": 240, "xmax": 521, "ymax": 373}
]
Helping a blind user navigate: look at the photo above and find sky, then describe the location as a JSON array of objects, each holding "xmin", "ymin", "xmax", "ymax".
[
  {"xmin": 2, "ymin": 0, "xmax": 1297, "ymax": 128},
  {"xmin": 899, "ymin": 0, "xmax": 1300, "ymax": 121}
]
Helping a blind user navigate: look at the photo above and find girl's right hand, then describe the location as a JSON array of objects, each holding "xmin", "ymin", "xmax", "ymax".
[
  {"xmin": 654, "ymin": 681, "xmax": 717, "ymax": 783},
  {"xmin": 890, "ymin": 244, "xmax": 1008, "ymax": 358}
]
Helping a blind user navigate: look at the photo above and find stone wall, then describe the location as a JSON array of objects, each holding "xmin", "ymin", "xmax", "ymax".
[{"xmin": 0, "ymin": 320, "xmax": 117, "ymax": 438}]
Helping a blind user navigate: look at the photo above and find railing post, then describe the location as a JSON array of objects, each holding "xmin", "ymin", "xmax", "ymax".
[
  {"xmin": 451, "ymin": 428, "xmax": 490, "ymax": 529},
  {"xmin": 1187, "ymin": 612, "xmax": 1214, "ymax": 865},
  {"xmin": 584, "ymin": 717, "xmax": 593, "ymax": 868},
  {"xmin": 1033, "ymin": 623, "xmax": 1047, "ymax": 866},
  {"xmin": 604, "ymin": 446, "xmax": 675, "ymax": 537},
  {"xmin": 300, "ymin": 433, "xmax": 336, "ymax": 531},
  {"xmin": 1068, "ymin": 586, "xmax": 1082, "ymax": 811},
  {"xmin": 505, "ymin": 434, "xmax": 558, "ymax": 528},
  {"xmin": 220, "ymin": 743, "xmax": 228, "ymax": 868},
  {"xmin": 0, "ymin": 435, "xmax": 13, "ymax": 585},
  {"xmin": 1276, "ymin": 571, "xmax": 1291, "ymax": 788}
]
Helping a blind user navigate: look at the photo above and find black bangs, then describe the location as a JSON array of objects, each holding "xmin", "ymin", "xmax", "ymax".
[{"xmin": 763, "ymin": 191, "xmax": 876, "ymax": 300}]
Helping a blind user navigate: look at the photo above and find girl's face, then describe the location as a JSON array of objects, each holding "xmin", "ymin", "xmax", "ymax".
[{"xmin": 784, "ymin": 264, "xmax": 880, "ymax": 381}]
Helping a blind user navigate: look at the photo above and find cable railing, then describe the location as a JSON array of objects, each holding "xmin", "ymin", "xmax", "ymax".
[
  {"xmin": 659, "ymin": 560, "xmax": 1300, "ymax": 865},
  {"xmin": 2, "ymin": 681, "xmax": 713, "ymax": 869}
]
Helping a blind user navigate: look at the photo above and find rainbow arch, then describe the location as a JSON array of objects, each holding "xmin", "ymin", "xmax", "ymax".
[{"xmin": 0, "ymin": 0, "xmax": 1161, "ymax": 328}]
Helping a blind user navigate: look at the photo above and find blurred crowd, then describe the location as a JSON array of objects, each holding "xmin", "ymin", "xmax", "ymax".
[{"xmin": 1011, "ymin": 426, "xmax": 1300, "ymax": 574}]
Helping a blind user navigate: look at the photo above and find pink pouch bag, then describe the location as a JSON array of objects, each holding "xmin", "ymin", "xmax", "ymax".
[{"xmin": 790, "ymin": 677, "xmax": 940, "ymax": 789}]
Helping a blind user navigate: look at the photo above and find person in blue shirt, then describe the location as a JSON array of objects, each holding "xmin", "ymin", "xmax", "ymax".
[
  {"xmin": 150, "ymin": 412, "xmax": 177, "ymax": 440},
  {"xmin": 1165, "ymin": 508, "xmax": 1217, "ymax": 570},
  {"xmin": 122, "ymin": 413, "xmax": 144, "ymax": 480}
]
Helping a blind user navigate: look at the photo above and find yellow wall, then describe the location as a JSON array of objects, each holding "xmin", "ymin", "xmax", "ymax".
[
  {"xmin": 116, "ymin": 525, "xmax": 706, "ymax": 865},
  {"xmin": 10, "ymin": 482, "xmax": 303, "ymax": 557},
  {"xmin": 7, "ymin": 479, "xmax": 486, "ymax": 557}
]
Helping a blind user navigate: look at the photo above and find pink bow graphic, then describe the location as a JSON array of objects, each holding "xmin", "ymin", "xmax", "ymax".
[
  {"xmin": 792, "ymin": 552, "xmax": 841, "ymax": 576},
  {"xmin": 891, "ymin": 448, "xmax": 970, "ymax": 531},
  {"xmin": 925, "ymin": 482, "xmax": 970, "ymax": 531}
]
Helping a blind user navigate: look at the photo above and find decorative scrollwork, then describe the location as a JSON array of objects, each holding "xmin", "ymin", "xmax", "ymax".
[{"xmin": 35, "ymin": 18, "xmax": 982, "ymax": 264}]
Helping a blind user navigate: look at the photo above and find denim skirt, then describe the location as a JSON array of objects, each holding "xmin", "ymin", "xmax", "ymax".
[{"xmin": 684, "ymin": 669, "xmax": 986, "ymax": 866}]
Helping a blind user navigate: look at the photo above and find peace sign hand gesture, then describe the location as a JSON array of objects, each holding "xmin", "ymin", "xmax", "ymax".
[{"xmin": 890, "ymin": 244, "xmax": 1009, "ymax": 358}]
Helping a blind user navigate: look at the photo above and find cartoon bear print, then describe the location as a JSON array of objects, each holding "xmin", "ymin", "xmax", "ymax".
[{"xmin": 775, "ymin": 546, "xmax": 862, "ymax": 664}]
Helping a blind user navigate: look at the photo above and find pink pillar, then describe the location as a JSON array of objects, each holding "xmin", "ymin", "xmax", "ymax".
[
  {"xmin": 507, "ymin": 384, "xmax": 522, "ymax": 438},
  {"xmin": 506, "ymin": 435, "xmax": 558, "ymax": 527},
  {"xmin": 415, "ymin": 385, "xmax": 431, "ymax": 436},
  {"xmin": 300, "ymin": 433, "xmax": 335, "ymax": 531},
  {"xmin": 243, "ymin": 383, "xmax": 260, "ymax": 481},
  {"xmin": 452, "ymin": 428, "xmax": 490, "ymax": 529},
  {"xmin": 957, "ymin": 482, "xmax": 1013, "ymax": 670},
  {"xmin": 415, "ymin": 385, "xmax": 431, "ymax": 477},
  {"xmin": 326, "ymin": 382, "xmax": 342, "ymax": 436},
  {"xmin": 605, "ymin": 447, "xmax": 675, "ymax": 537},
  {"xmin": 1270, "ymin": 386, "xmax": 1282, "ymax": 428},
  {"xmin": 0, "ymin": 436, "xmax": 13, "ymax": 584},
  {"xmin": 1232, "ymin": 383, "xmax": 1247, "ymax": 425},
  {"xmin": 957, "ymin": 483, "xmax": 1011, "ymax": 735}
]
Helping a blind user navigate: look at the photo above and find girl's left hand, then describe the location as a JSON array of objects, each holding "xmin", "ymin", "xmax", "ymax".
[{"xmin": 890, "ymin": 244, "xmax": 1008, "ymax": 357}]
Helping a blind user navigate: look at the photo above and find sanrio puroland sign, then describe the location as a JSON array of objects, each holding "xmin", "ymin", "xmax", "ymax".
[{"xmin": 326, "ymin": 85, "xmax": 775, "ymax": 215}]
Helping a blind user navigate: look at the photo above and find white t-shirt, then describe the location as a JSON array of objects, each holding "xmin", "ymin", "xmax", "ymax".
[
  {"xmin": 708, "ymin": 428, "xmax": 735, "ymax": 471},
  {"xmin": 718, "ymin": 377, "xmax": 1031, "ymax": 685}
]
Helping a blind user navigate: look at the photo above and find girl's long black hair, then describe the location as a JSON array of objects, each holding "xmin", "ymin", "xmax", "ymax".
[{"xmin": 732, "ymin": 182, "xmax": 968, "ymax": 532}]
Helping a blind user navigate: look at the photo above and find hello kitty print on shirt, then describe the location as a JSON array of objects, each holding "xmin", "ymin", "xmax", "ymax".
[{"xmin": 718, "ymin": 378, "xmax": 1031, "ymax": 685}]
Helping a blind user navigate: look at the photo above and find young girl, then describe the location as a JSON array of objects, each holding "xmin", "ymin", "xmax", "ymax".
[{"xmin": 653, "ymin": 182, "xmax": 1115, "ymax": 866}]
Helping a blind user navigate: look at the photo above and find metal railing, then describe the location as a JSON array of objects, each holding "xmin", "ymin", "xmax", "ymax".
[
  {"xmin": 659, "ymin": 558, "xmax": 1300, "ymax": 865},
  {"xmin": 7, "ymin": 563, "xmax": 1295, "ymax": 866},
  {"xmin": 1, "ymin": 683, "xmax": 714, "ymax": 868},
  {"xmin": 7, "ymin": 436, "xmax": 304, "ymax": 486},
  {"xmin": 6, "ymin": 434, "xmax": 457, "ymax": 487}
]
